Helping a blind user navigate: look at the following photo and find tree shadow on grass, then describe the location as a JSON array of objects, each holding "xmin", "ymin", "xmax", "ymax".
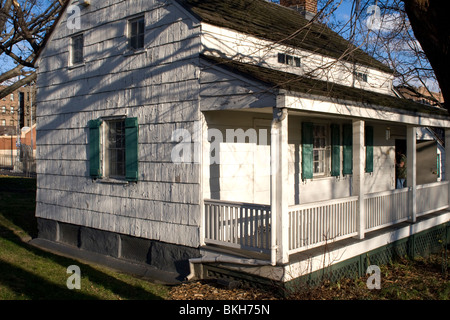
[
  {"xmin": 0, "ymin": 176, "xmax": 166, "ymax": 300},
  {"xmin": 0, "ymin": 176, "xmax": 38, "ymax": 238},
  {"xmin": 0, "ymin": 224, "xmax": 165, "ymax": 300},
  {"xmin": 0, "ymin": 259, "xmax": 98, "ymax": 300}
]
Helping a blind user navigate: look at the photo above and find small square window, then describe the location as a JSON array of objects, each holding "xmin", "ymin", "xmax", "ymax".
[
  {"xmin": 354, "ymin": 71, "xmax": 368, "ymax": 82},
  {"xmin": 129, "ymin": 16, "xmax": 145, "ymax": 50},
  {"xmin": 71, "ymin": 34, "xmax": 84, "ymax": 65},
  {"xmin": 278, "ymin": 53, "xmax": 286, "ymax": 64}
]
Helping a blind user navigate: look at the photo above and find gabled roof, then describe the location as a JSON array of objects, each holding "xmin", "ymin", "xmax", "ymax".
[
  {"xmin": 177, "ymin": 0, "xmax": 393, "ymax": 73},
  {"xmin": 201, "ymin": 54, "xmax": 448, "ymax": 116}
]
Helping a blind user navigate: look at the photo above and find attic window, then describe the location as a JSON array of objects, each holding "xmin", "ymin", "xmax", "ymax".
[
  {"xmin": 129, "ymin": 16, "xmax": 145, "ymax": 50},
  {"xmin": 354, "ymin": 71, "xmax": 368, "ymax": 82},
  {"xmin": 278, "ymin": 53, "xmax": 301, "ymax": 67},
  {"xmin": 71, "ymin": 34, "xmax": 84, "ymax": 65}
]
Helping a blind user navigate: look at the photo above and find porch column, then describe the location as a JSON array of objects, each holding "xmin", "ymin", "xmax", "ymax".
[
  {"xmin": 353, "ymin": 120, "xmax": 365, "ymax": 240},
  {"xmin": 271, "ymin": 104, "xmax": 289, "ymax": 265},
  {"xmin": 445, "ymin": 129, "xmax": 450, "ymax": 204},
  {"xmin": 406, "ymin": 126, "xmax": 417, "ymax": 223}
]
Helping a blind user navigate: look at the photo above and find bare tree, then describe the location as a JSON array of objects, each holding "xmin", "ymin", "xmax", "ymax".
[
  {"xmin": 328, "ymin": 0, "xmax": 449, "ymax": 109},
  {"xmin": 0, "ymin": 0, "xmax": 67, "ymax": 97},
  {"xmin": 402, "ymin": 0, "xmax": 449, "ymax": 110}
]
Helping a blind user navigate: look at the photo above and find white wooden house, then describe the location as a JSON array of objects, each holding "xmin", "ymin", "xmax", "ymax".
[{"xmin": 34, "ymin": 0, "xmax": 450, "ymax": 285}]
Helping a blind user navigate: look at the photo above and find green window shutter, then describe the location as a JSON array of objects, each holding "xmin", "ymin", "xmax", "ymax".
[
  {"xmin": 125, "ymin": 117, "xmax": 139, "ymax": 182},
  {"xmin": 342, "ymin": 124, "xmax": 352, "ymax": 175},
  {"xmin": 331, "ymin": 124, "xmax": 340, "ymax": 176},
  {"xmin": 365, "ymin": 126, "xmax": 374, "ymax": 173},
  {"xmin": 302, "ymin": 122, "xmax": 313, "ymax": 180},
  {"xmin": 88, "ymin": 119, "xmax": 102, "ymax": 178}
]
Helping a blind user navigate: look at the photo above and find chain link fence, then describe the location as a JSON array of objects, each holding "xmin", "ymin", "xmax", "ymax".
[{"xmin": 0, "ymin": 144, "xmax": 36, "ymax": 177}]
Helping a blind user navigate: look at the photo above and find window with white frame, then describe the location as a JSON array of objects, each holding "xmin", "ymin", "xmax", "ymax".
[
  {"xmin": 354, "ymin": 71, "xmax": 368, "ymax": 82},
  {"xmin": 312, "ymin": 124, "xmax": 330, "ymax": 176},
  {"xmin": 128, "ymin": 16, "xmax": 145, "ymax": 50},
  {"xmin": 278, "ymin": 53, "xmax": 301, "ymax": 67},
  {"xmin": 104, "ymin": 119, "xmax": 126, "ymax": 178},
  {"xmin": 1, "ymin": 106, "xmax": 5, "ymax": 113},
  {"xmin": 10, "ymin": 107, "xmax": 14, "ymax": 114},
  {"xmin": 1, "ymin": 120, "xmax": 5, "ymax": 126},
  {"xmin": 88, "ymin": 117, "xmax": 139, "ymax": 182},
  {"xmin": 71, "ymin": 34, "xmax": 84, "ymax": 65}
]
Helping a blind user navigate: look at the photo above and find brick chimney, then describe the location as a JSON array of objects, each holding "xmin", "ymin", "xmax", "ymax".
[{"xmin": 280, "ymin": 0, "xmax": 317, "ymax": 20}]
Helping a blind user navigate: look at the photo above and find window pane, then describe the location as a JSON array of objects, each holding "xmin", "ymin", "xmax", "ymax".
[
  {"xmin": 131, "ymin": 21, "xmax": 138, "ymax": 37},
  {"xmin": 107, "ymin": 120, "xmax": 126, "ymax": 177},
  {"xmin": 129, "ymin": 17, "xmax": 144, "ymax": 49},
  {"xmin": 312, "ymin": 125, "xmax": 329, "ymax": 175},
  {"xmin": 72, "ymin": 34, "xmax": 83, "ymax": 64},
  {"xmin": 130, "ymin": 36, "xmax": 138, "ymax": 50},
  {"xmin": 137, "ymin": 34, "xmax": 144, "ymax": 49},
  {"xmin": 138, "ymin": 19, "xmax": 145, "ymax": 34},
  {"xmin": 286, "ymin": 55, "xmax": 293, "ymax": 65}
]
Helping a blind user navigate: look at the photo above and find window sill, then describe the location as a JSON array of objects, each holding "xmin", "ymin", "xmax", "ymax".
[
  {"xmin": 123, "ymin": 48, "xmax": 147, "ymax": 57},
  {"xmin": 94, "ymin": 177, "xmax": 129, "ymax": 185},
  {"xmin": 68, "ymin": 62, "xmax": 85, "ymax": 70}
]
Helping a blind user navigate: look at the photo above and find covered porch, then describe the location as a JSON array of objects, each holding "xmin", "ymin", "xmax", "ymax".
[
  {"xmin": 200, "ymin": 106, "xmax": 450, "ymax": 267},
  {"xmin": 197, "ymin": 55, "xmax": 450, "ymax": 273}
]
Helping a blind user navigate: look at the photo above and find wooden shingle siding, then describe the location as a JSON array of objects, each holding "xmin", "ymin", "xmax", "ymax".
[{"xmin": 35, "ymin": 0, "xmax": 203, "ymax": 247}]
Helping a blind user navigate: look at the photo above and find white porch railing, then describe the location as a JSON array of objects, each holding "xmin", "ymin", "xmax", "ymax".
[
  {"xmin": 287, "ymin": 196, "xmax": 358, "ymax": 254},
  {"xmin": 417, "ymin": 181, "xmax": 449, "ymax": 216},
  {"xmin": 204, "ymin": 199, "xmax": 271, "ymax": 253},
  {"xmin": 365, "ymin": 188, "xmax": 410, "ymax": 232},
  {"xmin": 203, "ymin": 181, "xmax": 449, "ymax": 256}
]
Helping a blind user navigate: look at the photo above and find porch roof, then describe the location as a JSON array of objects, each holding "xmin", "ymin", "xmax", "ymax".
[{"xmin": 201, "ymin": 54, "xmax": 449, "ymax": 118}]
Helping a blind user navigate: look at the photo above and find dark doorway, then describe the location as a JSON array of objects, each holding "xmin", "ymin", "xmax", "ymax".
[{"xmin": 395, "ymin": 139, "xmax": 407, "ymax": 188}]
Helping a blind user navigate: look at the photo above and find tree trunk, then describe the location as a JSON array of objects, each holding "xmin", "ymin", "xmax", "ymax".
[{"xmin": 403, "ymin": 0, "xmax": 450, "ymax": 111}]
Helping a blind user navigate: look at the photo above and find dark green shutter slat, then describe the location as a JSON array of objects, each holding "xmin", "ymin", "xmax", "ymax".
[
  {"xmin": 302, "ymin": 122, "xmax": 313, "ymax": 180},
  {"xmin": 88, "ymin": 119, "xmax": 102, "ymax": 178},
  {"xmin": 125, "ymin": 117, "xmax": 139, "ymax": 182},
  {"xmin": 342, "ymin": 124, "xmax": 352, "ymax": 175},
  {"xmin": 365, "ymin": 126, "xmax": 374, "ymax": 173},
  {"xmin": 331, "ymin": 124, "xmax": 340, "ymax": 176}
]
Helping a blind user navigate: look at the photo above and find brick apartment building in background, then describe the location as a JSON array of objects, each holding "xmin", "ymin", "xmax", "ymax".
[
  {"xmin": 396, "ymin": 85, "xmax": 444, "ymax": 107},
  {"xmin": 396, "ymin": 85, "xmax": 445, "ymax": 141},
  {"xmin": 0, "ymin": 84, "xmax": 36, "ymax": 136}
]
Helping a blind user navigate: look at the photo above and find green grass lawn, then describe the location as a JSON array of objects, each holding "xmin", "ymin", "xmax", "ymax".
[{"xmin": 0, "ymin": 175, "xmax": 169, "ymax": 300}]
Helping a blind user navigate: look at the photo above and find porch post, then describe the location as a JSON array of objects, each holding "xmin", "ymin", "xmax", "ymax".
[
  {"xmin": 406, "ymin": 126, "xmax": 417, "ymax": 223},
  {"xmin": 271, "ymin": 103, "xmax": 289, "ymax": 265},
  {"xmin": 445, "ymin": 129, "xmax": 450, "ymax": 205},
  {"xmin": 353, "ymin": 120, "xmax": 365, "ymax": 240}
]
